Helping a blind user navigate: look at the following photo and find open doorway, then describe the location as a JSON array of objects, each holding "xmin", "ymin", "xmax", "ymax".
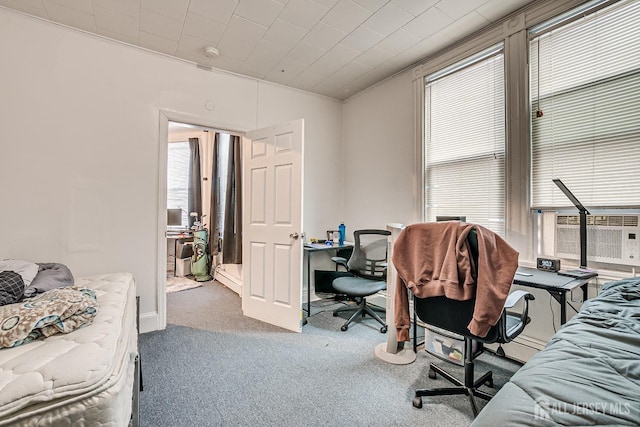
[
  {"xmin": 159, "ymin": 117, "xmax": 244, "ymax": 328},
  {"xmin": 157, "ymin": 113, "xmax": 304, "ymax": 333}
]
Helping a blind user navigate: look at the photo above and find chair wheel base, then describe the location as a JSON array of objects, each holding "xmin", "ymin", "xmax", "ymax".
[
  {"xmin": 428, "ymin": 368, "xmax": 437, "ymax": 379},
  {"xmin": 340, "ymin": 325, "xmax": 348, "ymax": 331},
  {"xmin": 380, "ymin": 325, "xmax": 388, "ymax": 333},
  {"xmin": 412, "ymin": 397, "xmax": 423, "ymax": 408}
]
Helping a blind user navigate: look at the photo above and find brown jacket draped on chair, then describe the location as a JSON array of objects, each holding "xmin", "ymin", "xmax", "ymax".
[{"xmin": 393, "ymin": 222, "xmax": 519, "ymax": 341}]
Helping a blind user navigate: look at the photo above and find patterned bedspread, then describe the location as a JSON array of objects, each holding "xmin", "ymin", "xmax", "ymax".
[
  {"xmin": 0, "ymin": 287, "xmax": 98, "ymax": 349},
  {"xmin": 472, "ymin": 277, "xmax": 640, "ymax": 426}
]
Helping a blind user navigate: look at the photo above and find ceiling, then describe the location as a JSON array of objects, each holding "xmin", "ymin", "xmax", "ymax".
[{"xmin": 0, "ymin": 0, "xmax": 534, "ymax": 100}]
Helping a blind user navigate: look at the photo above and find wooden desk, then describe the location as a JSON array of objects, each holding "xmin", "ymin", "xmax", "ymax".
[
  {"xmin": 302, "ymin": 242, "xmax": 353, "ymax": 324},
  {"xmin": 513, "ymin": 266, "xmax": 595, "ymax": 324}
]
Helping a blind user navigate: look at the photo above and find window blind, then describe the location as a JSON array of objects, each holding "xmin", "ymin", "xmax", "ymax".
[
  {"xmin": 530, "ymin": 0, "xmax": 640, "ymax": 209},
  {"xmin": 425, "ymin": 46, "xmax": 505, "ymax": 235},
  {"xmin": 167, "ymin": 141, "xmax": 190, "ymax": 226}
]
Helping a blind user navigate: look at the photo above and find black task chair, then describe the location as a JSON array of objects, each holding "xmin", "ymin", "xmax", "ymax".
[
  {"xmin": 410, "ymin": 229, "xmax": 534, "ymax": 416},
  {"xmin": 331, "ymin": 229, "xmax": 391, "ymax": 333}
]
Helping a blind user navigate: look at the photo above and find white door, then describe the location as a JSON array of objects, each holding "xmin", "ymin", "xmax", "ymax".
[{"xmin": 242, "ymin": 119, "xmax": 304, "ymax": 332}]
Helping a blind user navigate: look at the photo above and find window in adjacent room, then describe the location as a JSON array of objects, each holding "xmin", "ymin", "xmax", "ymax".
[
  {"xmin": 424, "ymin": 44, "xmax": 506, "ymax": 235},
  {"xmin": 530, "ymin": 0, "xmax": 640, "ymax": 209},
  {"xmin": 167, "ymin": 141, "xmax": 190, "ymax": 228}
]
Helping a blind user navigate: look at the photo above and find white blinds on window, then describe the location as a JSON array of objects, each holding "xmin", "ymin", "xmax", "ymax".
[
  {"xmin": 167, "ymin": 141, "xmax": 190, "ymax": 226},
  {"xmin": 530, "ymin": 0, "xmax": 640, "ymax": 209},
  {"xmin": 425, "ymin": 47, "xmax": 505, "ymax": 235}
]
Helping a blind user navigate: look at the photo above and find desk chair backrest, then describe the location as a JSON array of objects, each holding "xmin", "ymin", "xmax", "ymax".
[
  {"xmin": 413, "ymin": 228, "xmax": 529, "ymax": 345},
  {"xmin": 347, "ymin": 229, "xmax": 391, "ymax": 280}
]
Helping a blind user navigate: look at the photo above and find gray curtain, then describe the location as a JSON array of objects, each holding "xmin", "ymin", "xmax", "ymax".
[
  {"xmin": 222, "ymin": 135, "xmax": 242, "ymax": 264},
  {"xmin": 187, "ymin": 138, "xmax": 201, "ymax": 228},
  {"xmin": 208, "ymin": 133, "xmax": 220, "ymax": 256}
]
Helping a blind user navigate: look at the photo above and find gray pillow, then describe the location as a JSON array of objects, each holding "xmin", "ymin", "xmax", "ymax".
[
  {"xmin": 0, "ymin": 271, "xmax": 25, "ymax": 306},
  {"xmin": 23, "ymin": 263, "xmax": 74, "ymax": 298}
]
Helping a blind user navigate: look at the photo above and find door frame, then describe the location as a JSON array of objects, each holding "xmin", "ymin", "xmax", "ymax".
[{"xmin": 156, "ymin": 110, "xmax": 246, "ymax": 330}]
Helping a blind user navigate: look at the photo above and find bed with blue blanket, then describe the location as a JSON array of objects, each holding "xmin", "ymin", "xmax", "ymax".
[{"xmin": 472, "ymin": 277, "xmax": 640, "ymax": 426}]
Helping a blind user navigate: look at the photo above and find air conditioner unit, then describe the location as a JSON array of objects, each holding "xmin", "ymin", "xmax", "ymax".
[{"xmin": 555, "ymin": 214, "xmax": 640, "ymax": 267}]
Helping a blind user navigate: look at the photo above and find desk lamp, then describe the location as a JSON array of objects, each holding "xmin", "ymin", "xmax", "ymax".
[{"xmin": 553, "ymin": 179, "xmax": 589, "ymax": 268}]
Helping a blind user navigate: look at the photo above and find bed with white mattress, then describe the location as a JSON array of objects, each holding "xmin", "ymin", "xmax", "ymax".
[{"xmin": 0, "ymin": 272, "xmax": 140, "ymax": 427}]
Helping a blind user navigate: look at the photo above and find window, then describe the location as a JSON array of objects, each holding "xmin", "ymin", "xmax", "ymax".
[
  {"xmin": 424, "ymin": 45, "xmax": 506, "ymax": 235},
  {"xmin": 530, "ymin": 0, "xmax": 640, "ymax": 209},
  {"xmin": 167, "ymin": 141, "xmax": 190, "ymax": 227}
]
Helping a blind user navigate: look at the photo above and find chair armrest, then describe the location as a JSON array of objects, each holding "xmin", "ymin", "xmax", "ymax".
[
  {"xmin": 331, "ymin": 256, "xmax": 349, "ymax": 270},
  {"xmin": 504, "ymin": 290, "xmax": 535, "ymax": 308},
  {"xmin": 502, "ymin": 290, "xmax": 535, "ymax": 340}
]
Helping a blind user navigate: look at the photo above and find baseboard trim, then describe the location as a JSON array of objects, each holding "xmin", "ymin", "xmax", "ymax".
[
  {"xmin": 139, "ymin": 312, "xmax": 159, "ymax": 333},
  {"xmin": 216, "ymin": 270, "xmax": 241, "ymax": 295}
]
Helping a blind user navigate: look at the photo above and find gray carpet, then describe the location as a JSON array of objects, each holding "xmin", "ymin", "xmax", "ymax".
[{"xmin": 139, "ymin": 281, "xmax": 522, "ymax": 427}]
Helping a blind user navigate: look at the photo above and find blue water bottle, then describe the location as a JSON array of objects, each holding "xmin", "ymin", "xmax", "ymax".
[{"xmin": 338, "ymin": 222, "xmax": 346, "ymax": 246}]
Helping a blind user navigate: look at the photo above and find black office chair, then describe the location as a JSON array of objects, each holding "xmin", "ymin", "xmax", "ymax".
[
  {"xmin": 409, "ymin": 229, "xmax": 534, "ymax": 416},
  {"xmin": 331, "ymin": 229, "xmax": 391, "ymax": 333}
]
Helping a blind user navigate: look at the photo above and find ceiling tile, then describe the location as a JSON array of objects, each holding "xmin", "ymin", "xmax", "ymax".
[
  {"xmin": 175, "ymin": 49, "xmax": 213, "ymax": 67},
  {"xmin": 0, "ymin": 0, "xmax": 44, "ymax": 11},
  {"xmin": 45, "ymin": 0, "xmax": 92, "ymax": 15},
  {"xmin": 377, "ymin": 28, "xmax": 420, "ymax": 54},
  {"xmin": 141, "ymin": 0, "xmax": 188, "ymax": 20},
  {"xmin": 403, "ymin": 6, "xmax": 452, "ymax": 39},
  {"xmin": 316, "ymin": 43, "xmax": 360, "ymax": 70},
  {"xmin": 94, "ymin": 5, "xmax": 139, "ymax": 38},
  {"xmin": 267, "ymin": 56, "xmax": 310, "ymax": 82},
  {"xmin": 249, "ymin": 38, "xmax": 291, "ymax": 61},
  {"xmin": 42, "ymin": 1, "xmax": 96, "ymax": 33},
  {"xmin": 476, "ymin": 0, "xmax": 531, "ymax": 22},
  {"xmin": 234, "ymin": 0, "xmax": 283, "ymax": 27},
  {"xmin": 391, "ymin": 0, "xmax": 438, "ymax": 16},
  {"xmin": 181, "ymin": 12, "xmax": 225, "ymax": 45},
  {"xmin": 177, "ymin": 34, "xmax": 215, "ymax": 59},
  {"xmin": 408, "ymin": 31, "xmax": 452, "ymax": 60},
  {"xmin": 279, "ymin": 0, "xmax": 328, "ymax": 29},
  {"xmin": 322, "ymin": 0, "xmax": 370, "ymax": 34},
  {"xmin": 0, "ymin": 0, "xmax": 49, "ymax": 19},
  {"xmin": 364, "ymin": 2, "xmax": 413, "ymax": 37},
  {"xmin": 312, "ymin": 0, "xmax": 339, "ymax": 7},
  {"xmin": 341, "ymin": 25, "xmax": 384, "ymax": 52},
  {"xmin": 240, "ymin": 41, "xmax": 287, "ymax": 77},
  {"xmin": 286, "ymin": 41, "xmax": 326, "ymax": 64},
  {"xmin": 94, "ymin": 0, "xmax": 139, "ymax": 18},
  {"xmin": 330, "ymin": 59, "xmax": 371, "ymax": 81},
  {"xmin": 352, "ymin": 0, "xmax": 386, "ymax": 12},
  {"xmin": 435, "ymin": 0, "xmax": 491, "ymax": 21},
  {"xmin": 302, "ymin": 21, "xmax": 346, "ymax": 51},
  {"xmin": 439, "ymin": 11, "xmax": 490, "ymax": 42},
  {"xmin": 355, "ymin": 46, "xmax": 395, "ymax": 67},
  {"xmin": 188, "ymin": 0, "xmax": 238, "ymax": 25},
  {"xmin": 139, "ymin": 31, "xmax": 179, "ymax": 55},
  {"xmin": 97, "ymin": 27, "xmax": 138, "ymax": 45},
  {"xmin": 293, "ymin": 67, "xmax": 335, "ymax": 89},
  {"xmin": 206, "ymin": 54, "xmax": 243, "ymax": 72},
  {"xmin": 263, "ymin": 18, "xmax": 308, "ymax": 49},
  {"xmin": 140, "ymin": 10, "xmax": 182, "ymax": 41},
  {"xmin": 218, "ymin": 16, "xmax": 268, "ymax": 61}
]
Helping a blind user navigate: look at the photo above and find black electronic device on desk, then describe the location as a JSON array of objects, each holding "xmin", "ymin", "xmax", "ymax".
[
  {"xmin": 557, "ymin": 268, "xmax": 597, "ymax": 279},
  {"xmin": 536, "ymin": 257, "xmax": 560, "ymax": 272}
]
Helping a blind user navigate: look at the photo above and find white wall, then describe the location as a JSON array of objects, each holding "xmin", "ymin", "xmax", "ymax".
[
  {"xmin": 341, "ymin": 71, "xmax": 419, "ymax": 233},
  {"xmin": 0, "ymin": 9, "xmax": 343, "ymax": 332}
]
